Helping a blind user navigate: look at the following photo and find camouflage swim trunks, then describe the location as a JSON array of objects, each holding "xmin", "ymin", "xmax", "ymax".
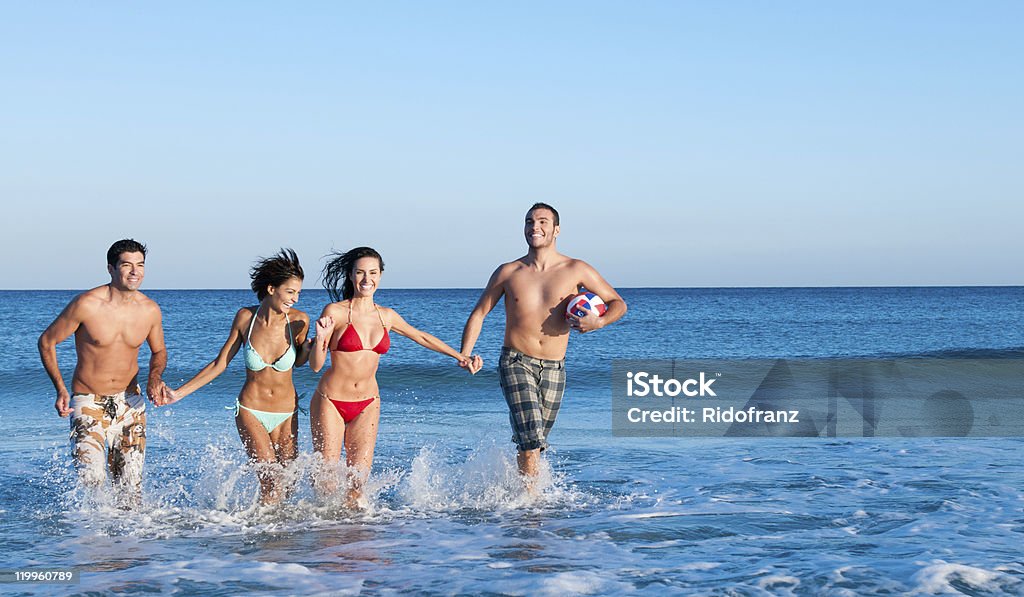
[{"xmin": 69, "ymin": 388, "xmax": 146, "ymax": 491}]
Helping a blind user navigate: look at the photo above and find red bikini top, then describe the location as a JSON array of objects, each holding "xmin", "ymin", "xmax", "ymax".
[{"xmin": 330, "ymin": 303, "xmax": 390, "ymax": 354}]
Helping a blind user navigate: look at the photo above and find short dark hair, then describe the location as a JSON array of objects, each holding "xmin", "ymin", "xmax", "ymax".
[
  {"xmin": 107, "ymin": 239, "xmax": 148, "ymax": 267},
  {"xmin": 250, "ymin": 248, "xmax": 304, "ymax": 300},
  {"xmin": 528, "ymin": 202, "xmax": 559, "ymax": 226},
  {"xmin": 322, "ymin": 247, "xmax": 384, "ymax": 302}
]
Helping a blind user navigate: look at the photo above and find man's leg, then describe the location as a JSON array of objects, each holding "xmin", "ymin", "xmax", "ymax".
[
  {"xmin": 108, "ymin": 394, "xmax": 147, "ymax": 508},
  {"xmin": 516, "ymin": 448, "xmax": 541, "ymax": 477},
  {"xmin": 537, "ymin": 359, "xmax": 566, "ymax": 442},
  {"xmin": 498, "ymin": 350, "xmax": 547, "ymax": 478},
  {"xmin": 69, "ymin": 394, "xmax": 110, "ymax": 488},
  {"xmin": 513, "ymin": 359, "xmax": 566, "ymax": 482}
]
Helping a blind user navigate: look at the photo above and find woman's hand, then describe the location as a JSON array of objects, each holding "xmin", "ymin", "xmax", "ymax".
[
  {"xmin": 154, "ymin": 386, "xmax": 181, "ymax": 407},
  {"xmin": 459, "ymin": 354, "xmax": 483, "ymax": 374},
  {"xmin": 315, "ymin": 315, "xmax": 335, "ymax": 348}
]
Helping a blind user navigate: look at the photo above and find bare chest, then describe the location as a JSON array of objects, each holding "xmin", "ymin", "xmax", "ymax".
[
  {"xmin": 504, "ymin": 273, "xmax": 578, "ymax": 315},
  {"xmin": 77, "ymin": 310, "xmax": 151, "ymax": 348}
]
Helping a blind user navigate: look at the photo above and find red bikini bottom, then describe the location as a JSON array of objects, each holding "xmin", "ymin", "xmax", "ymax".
[{"xmin": 328, "ymin": 396, "xmax": 377, "ymax": 423}]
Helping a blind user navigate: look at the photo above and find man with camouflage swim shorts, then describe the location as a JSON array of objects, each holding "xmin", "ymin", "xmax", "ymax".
[{"xmin": 38, "ymin": 239, "xmax": 170, "ymax": 507}]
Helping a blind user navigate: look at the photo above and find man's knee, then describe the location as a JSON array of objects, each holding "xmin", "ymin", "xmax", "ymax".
[
  {"xmin": 514, "ymin": 436, "xmax": 548, "ymax": 452},
  {"xmin": 75, "ymin": 458, "xmax": 107, "ymax": 487}
]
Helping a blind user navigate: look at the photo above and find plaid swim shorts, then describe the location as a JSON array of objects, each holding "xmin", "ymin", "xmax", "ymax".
[{"xmin": 498, "ymin": 347, "xmax": 566, "ymax": 451}]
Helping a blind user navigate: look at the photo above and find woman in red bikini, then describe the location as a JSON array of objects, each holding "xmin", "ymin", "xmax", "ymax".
[{"xmin": 309, "ymin": 246, "xmax": 482, "ymax": 506}]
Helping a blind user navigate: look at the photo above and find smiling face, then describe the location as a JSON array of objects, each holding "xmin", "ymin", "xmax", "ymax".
[
  {"xmin": 108, "ymin": 251, "xmax": 146, "ymax": 291},
  {"xmin": 266, "ymin": 276, "xmax": 302, "ymax": 312},
  {"xmin": 350, "ymin": 257, "xmax": 382, "ymax": 298},
  {"xmin": 525, "ymin": 207, "xmax": 559, "ymax": 249}
]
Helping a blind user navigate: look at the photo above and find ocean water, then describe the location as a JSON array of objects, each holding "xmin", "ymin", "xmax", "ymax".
[{"xmin": 2, "ymin": 287, "xmax": 1023, "ymax": 595}]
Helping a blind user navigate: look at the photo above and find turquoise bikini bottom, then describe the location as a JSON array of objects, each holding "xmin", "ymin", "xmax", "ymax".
[{"xmin": 232, "ymin": 401, "xmax": 296, "ymax": 433}]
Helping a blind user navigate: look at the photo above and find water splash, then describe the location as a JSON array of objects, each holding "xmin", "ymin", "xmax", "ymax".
[
  {"xmin": 46, "ymin": 438, "xmax": 593, "ymax": 541},
  {"xmin": 398, "ymin": 442, "xmax": 581, "ymax": 513}
]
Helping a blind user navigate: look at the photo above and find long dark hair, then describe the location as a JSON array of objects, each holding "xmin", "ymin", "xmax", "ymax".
[
  {"xmin": 250, "ymin": 248, "xmax": 304, "ymax": 300},
  {"xmin": 322, "ymin": 247, "xmax": 384, "ymax": 302}
]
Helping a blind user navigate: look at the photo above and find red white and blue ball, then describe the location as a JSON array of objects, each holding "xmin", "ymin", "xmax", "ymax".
[{"xmin": 565, "ymin": 292, "xmax": 607, "ymax": 320}]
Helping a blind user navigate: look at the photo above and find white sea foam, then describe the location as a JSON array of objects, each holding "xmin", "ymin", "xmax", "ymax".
[
  {"xmin": 78, "ymin": 555, "xmax": 365, "ymax": 595},
  {"xmin": 756, "ymin": 573, "xmax": 801, "ymax": 594},
  {"xmin": 910, "ymin": 561, "xmax": 1021, "ymax": 595},
  {"xmin": 540, "ymin": 570, "xmax": 630, "ymax": 595}
]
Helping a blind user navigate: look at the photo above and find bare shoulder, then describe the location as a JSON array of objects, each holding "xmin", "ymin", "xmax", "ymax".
[
  {"xmin": 73, "ymin": 286, "xmax": 108, "ymax": 311},
  {"xmin": 134, "ymin": 291, "xmax": 163, "ymax": 315},
  {"xmin": 566, "ymin": 258, "xmax": 622, "ymax": 300},
  {"xmin": 53, "ymin": 289, "xmax": 102, "ymax": 327},
  {"xmin": 496, "ymin": 258, "xmax": 529, "ymax": 280},
  {"xmin": 319, "ymin": 301, "xmax": 346, "ymax": 319},
  {"xmin": 566, "ymin": 257, "xmax": 598, "ymax": 274},
  {"xmin": 324, "ymin": 301, "xmax": 347, "ymax": 315},
  {"xmin": 562, "ymin": 257, "xmax": 610, "ymax": 289},
  {"xmin": 377, "ymin": 305, "xmax": 400, "ymax": 324},
  {"xmin": 233, "ymin": 306, "xmax": 256, "ymax": 326},
  {"xmin": 289, "ymin": 308, "xmax": 310, "ymax": 323}
]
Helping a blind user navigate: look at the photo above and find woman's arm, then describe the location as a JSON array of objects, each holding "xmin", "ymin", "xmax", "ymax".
[
  {"xmin": 309, "ymin": 305, "xmax": 336, "ymax": 373},
  {"xmin": 161, "ymin": 308, "xmax": 247, "ymax": 405},
  {"xmin": 388, "ymin": 308, "xmax": 478, "ymax": 372},
  {"xmin": 291, "ymin": 311, "xmax": 312, "ymax": 367}
]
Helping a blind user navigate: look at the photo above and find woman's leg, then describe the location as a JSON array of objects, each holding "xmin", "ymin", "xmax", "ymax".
[
  {"xmin": 342, "ymin": 399, "xmax": 380, "ymax": 507},
  {"xmin": 310, "ymin": 389, "xmax": 345, "ymax": 496},
  {"xmin": 269, "ymin": 410, "xmax": 299, "ymax": 498},
  {"xmin": 235, "ymin": 408, "xmax": 288, "ymax": 505}
]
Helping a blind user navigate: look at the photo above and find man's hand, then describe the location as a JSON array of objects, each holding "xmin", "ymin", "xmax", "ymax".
[
  {"xmin": 569, "ymin": 307, "xmax": 605, "ymax": 333},
  {"xmin": 147, "ymin": 379, "xmax": 167, "ymax": 404},
  {"xmin": 155, "ymin": 385, "xmax": 180, "ymax": 407},
  {"xmin": 54, "ymin": 388, "xmax": 72, "ymax": 417},
  {"xmin": 459, "ymin": 354, "xmax": 484, "ymax": 374}
]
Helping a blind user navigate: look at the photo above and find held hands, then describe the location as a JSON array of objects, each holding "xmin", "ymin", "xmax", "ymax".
[
  {"xmin": 154, "ymin": 386, "xmax": 181, "ymax": 407},
  {"xmin": 54, "ymin": 388, "xmax": 72, "ymax": 418},
  {"xmin": 568, "ymin": 306, "xmax": 604, "ymax": 333},
  {"xmin": 458, "ymin": 354, "xmax": 484, "ymax": 374},
  {"xmin": 315, "ymin": 315, "xmax": 335, "ymax": 350},
  {"xmin": 148, "ymin": 380, "xmax": 179, "ymax": 407}
]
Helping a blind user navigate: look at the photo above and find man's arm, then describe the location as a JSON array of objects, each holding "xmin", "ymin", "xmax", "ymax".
[
  {"xmin": 146, "ymin": 306, "xmax": 168, "ymax": 402},
  {"xmin": 572, "ymin": 261, "xmax": 627, "ymax": 333},
  {"xmin": 38, "ymin": 298, "xmax": 84, "ymax": 417},
  {"xmin": 460, "ymin": 265, "xmax": 507, "ymax": 357}
]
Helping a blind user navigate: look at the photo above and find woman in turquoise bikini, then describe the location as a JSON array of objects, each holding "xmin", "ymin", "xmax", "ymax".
[{"xmin": 161, "ymin": 249, "xmax": 310, "ymax": 504}]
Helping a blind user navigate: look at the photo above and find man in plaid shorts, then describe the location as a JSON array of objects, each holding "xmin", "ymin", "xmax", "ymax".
[{"xmin": 461, "ymin": 203, "xmax": 627, "ymax": 484}]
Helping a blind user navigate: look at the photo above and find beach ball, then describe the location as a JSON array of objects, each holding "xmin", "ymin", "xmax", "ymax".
[{"xmin": 565, "ymin": 292, "xmax": 607, "ymax": 319}]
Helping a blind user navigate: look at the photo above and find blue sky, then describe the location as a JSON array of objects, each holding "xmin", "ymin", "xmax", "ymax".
[{"xmin": 3, "ymin": 2, "xmax": 1021, "ymax": 289}]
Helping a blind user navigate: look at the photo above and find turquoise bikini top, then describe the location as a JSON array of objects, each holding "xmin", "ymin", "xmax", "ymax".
[{"xmin": 243, "ymin": 307, "xmax": 296, "ymax": 372}]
